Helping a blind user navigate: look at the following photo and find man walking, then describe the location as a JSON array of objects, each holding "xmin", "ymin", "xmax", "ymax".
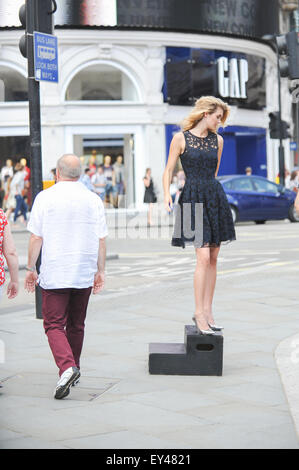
[{"xmin": 24, "ymin": 154, "xmax": 108, "ymax": 399}]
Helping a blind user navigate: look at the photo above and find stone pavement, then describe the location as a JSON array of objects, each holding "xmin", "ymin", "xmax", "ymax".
[{"xmin": 0, "ymin": 220, "xmax": 299, "ymax": 449}]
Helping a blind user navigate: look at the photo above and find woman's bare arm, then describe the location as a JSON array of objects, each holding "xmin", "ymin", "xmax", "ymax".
[
  {"xmin": 162, "ymin": 132, "xmax": 185, "ymax": 211},
  {"xmin": 215, "ymin": 134, "xmax": 224, "ymax": 177}
]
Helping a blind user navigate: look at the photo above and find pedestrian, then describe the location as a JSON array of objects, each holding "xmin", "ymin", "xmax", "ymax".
[
  {"xmin": 163, "ymin": 96, "xmax": 235, "ymax": 334},
  {"xmin": 102, "ymin": 155, "xmax": 115, "ymax": 207},
  {"xmin": 20, "ymin": 157, "xmax": 31, "ymax": 209},
  {"xmin": 0, "ymin": 208, "xmax": 19, "ymax": 302},
  {"xmin": 289, "ymin": 170, "xmax": 299, "ymax": 192},
  {"xmin": 169, "ymin": 174, "xmax": 178, "ymax": 204},
  {"xmin": 0, "ymin": 159, "xmax": 13, "ymax": 193},
  {"xmin": 10, "ymin": 163, "xmax": 28, "ymax": 225},
  {"xmin": 20, "ymin": 157, "xmax": 30, "ymax": 182},
  {"xmin": 0, "ymin": 182, "xmax": 4, "ymax": 209},
  {"xmin": 24, "ymin": 154, "xmax": 108, "ymax": 400},
  {"xmin": 113, "ymin": 154, "xmax": 126, "ymax": 208},
  {"xmin": 143, "ymin": 168, "xmax": 157, "ymax": 226},
  {"xmin": 4, "ymin": 173, "xmax": 16, "ymax": 222},
  {"xmin": 284, "ymin": 169, "xmax": 291, "ymax": 189},
  {"xmin": 91, "ymin": 165, "xmax": 106, "ymax": 201},
  {"xmin": 175, "ymin": 169, "xmax": 185, "ymax": 204},
  {"xmin": 81, "ymin": 167, "xmax": 95, "ymax": 192},
  {"xmin": 245, "ymin": 166, "xmax": 252, "ymax": 176},
  {"xmin": 48, "ymin": 168, "xmax": 56, "ymax": 181},
  {"xmin": 88, "ymin": 151, "xmax": 97, "ymax": 177}
]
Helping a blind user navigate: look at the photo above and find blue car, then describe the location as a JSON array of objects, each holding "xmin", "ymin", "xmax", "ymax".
[{"xmin": 218, "ymin": 175, "xmax": 299, "ymax": 224}]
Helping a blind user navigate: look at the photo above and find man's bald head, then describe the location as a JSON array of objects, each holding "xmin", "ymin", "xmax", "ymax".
[{"xmin": 56, "ymin": 154, "xmax": 82, "ymax": 181}]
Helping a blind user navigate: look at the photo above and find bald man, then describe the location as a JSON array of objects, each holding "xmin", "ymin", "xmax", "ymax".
[{"xmin": 25, "ymin": 154, "xmax": 108, "ymax": 399}]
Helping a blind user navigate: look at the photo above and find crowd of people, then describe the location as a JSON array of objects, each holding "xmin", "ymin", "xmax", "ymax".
[
  {"xmin": 79, "ymin": 153, "xmax": 126, "ymax": 208},
  {"xmin": 0, "ymin": 158, "xmax": 31, "ymax": 225}
]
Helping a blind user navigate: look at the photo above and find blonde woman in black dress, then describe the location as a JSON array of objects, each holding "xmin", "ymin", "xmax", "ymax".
[{"xmin": 163, "ymin": 96, "xmax": 235, "ymax": 335}]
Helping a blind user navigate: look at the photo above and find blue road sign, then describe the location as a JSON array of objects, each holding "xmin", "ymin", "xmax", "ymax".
[
  {"xmin": 33, "ymin": 31, "xmax": 58, "ymax": 83},
  {"xmin": 290, "ymin": 141, "xmax": 297, "ymax": 151}
]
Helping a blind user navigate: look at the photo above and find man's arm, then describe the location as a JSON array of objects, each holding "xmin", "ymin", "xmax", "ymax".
[
  {"xmin": 24, "ymin": 233, "xmax": 43, "ymax": 293},
  {"xmin": 93, "ymin": 237, "xmax": 106, "ymax": 294}
]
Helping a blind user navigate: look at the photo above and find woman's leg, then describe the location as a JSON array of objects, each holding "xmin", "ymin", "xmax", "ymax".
[
  {"xmin": 203, "ymin": 246, "xmax": 221, "ymax": 325},
  {"xmin": 147, "ymin": 203, "xmax": 152, "ymax": 225},
  {"xmin": 193, "ymin": 247, "xmax": 211, "ymax": 330}
]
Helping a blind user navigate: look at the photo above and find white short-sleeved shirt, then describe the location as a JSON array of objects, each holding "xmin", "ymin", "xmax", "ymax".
[{"xmin": 27, "ymin": 181, "xmax": 108, "ymax": 290}]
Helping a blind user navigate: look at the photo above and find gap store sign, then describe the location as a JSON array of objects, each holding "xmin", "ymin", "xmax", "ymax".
[
  {"xmin": 164, "ymin": 47, "xmax": 265, "ymax": 109},
  {"xmin": 217, "ymin": 56, "xmax": 248, "ymax": 99}
]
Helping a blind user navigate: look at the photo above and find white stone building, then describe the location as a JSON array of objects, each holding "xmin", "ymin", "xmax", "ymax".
[{"xmin": 0, "ymin": 0, "xmax": 295, "ymax": 208}]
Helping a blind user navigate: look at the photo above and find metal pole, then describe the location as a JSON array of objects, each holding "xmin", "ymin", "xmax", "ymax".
[
  {"xmin": 276, "ymin": 43, "xmax": 285, "ymax": 187},
  {"xmin": 26, "ymin": 0, "xmax": 43, "ymax": 319}
]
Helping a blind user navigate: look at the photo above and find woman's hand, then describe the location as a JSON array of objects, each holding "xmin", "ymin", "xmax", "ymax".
[
  {"xmin": 164, "ymin": 194, "xmax": 173, "ymax": 212},
  {"xmin": 7, "ymin": 281, "xmax": 19, "ymax": 299}
]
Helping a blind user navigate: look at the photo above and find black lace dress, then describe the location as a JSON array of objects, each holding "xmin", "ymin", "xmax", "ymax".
[{"xmin": 171, "ymin": 130, "xmax": 236, "ymax": 248}]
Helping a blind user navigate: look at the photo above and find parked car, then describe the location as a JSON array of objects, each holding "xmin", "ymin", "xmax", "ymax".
[{"xmin": 218, "ymin": 175, "xmax": 299, "ymax": 224}]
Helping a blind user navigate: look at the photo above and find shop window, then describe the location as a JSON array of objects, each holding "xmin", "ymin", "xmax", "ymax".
[
  {"xmin": 0, "ymin": 66, "xmax": 28, "ymax": 102},
  {"xmin": 65, "ymin": 64, "xmax": 139, "ymax": 101}
]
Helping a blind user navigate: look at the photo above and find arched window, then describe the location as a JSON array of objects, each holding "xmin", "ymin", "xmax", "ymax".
[
  {"xmin": 0, "ymin": 65, "xmax": 28, "ymax": 102},
  {"xmin": 65, "ymin": 63, "xmax": 139, "ymax": 102}
]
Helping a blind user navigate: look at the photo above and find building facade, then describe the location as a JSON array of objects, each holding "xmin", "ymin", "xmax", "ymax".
[{"xmin": 0, "ymin": 0, "xmax": 295, "ymax": 208}]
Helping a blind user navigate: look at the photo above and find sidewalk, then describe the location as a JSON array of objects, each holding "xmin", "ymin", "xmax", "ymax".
[
  {"xmin": 1, "ymin": 223, "xmax": 299, "ymax": 449},
  {"xmin": 1, "ymin": 286, "xmax": 299, "ymax": 449}
]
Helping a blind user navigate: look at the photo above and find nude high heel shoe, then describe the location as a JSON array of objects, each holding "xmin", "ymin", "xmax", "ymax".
[
  {"xmin": 208, "ymin": 323, "xmax": 223, "ymax": 331},
  {"xmin": 192, "ymin": 316, "xmax": 215, "ymax": 335}
]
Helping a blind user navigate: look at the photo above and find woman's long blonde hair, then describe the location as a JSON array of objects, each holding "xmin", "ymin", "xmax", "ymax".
[{"xmin": 181, "ymin": 96, "xmax": 230, "ymax": 132}]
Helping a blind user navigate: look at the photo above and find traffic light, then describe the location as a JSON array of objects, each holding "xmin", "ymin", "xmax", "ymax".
[
  {"xmin": 269, "ymin": 112, "xmax": 291, "ymax": 139},
  {"xmin": 281, "ymin": 120, "xmax": 291, "ymax": 139},
  {"xmin": 269, "ymin": 112, "xmax": 280, "ymax": 139},
  {"xmin": 276, "ymin": 31, "xmax": 299, "ymax": 79},
  {"xmin": 19, "ymin": 3, "xmax": 27, "ymax": 58},
  {"xmin": 19, "ymin": 0, "xmax": 55, "ymax": 58}
]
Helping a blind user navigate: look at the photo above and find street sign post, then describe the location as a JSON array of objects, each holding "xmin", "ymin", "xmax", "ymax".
[
  {"xmin": 19, "ymin": 0, "xmax": 57, "ymax": 320},
  {"xmin": 33, "ymin": 31, "xmax": 58, "ymax": 83}
]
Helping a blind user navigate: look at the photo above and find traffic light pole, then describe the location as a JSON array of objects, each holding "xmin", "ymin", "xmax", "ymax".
[
  {"xmin": 26, "ymin": 0, "xmax": 43, "ymax": 319},
  {"xmin": 276, "ymin": 44, "xmax": 285, "ymax": 187},
  {"xmin": 263, "ymin": 34, "xmax": 287, "ymax": 187}
]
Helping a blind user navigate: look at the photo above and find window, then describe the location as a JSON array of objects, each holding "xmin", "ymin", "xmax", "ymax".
[
  {"xmin": 252, "ymin": 178, "xmax": 279, "ymax": 194},
  {"xmin": 65, "ymin": 64, "xmax": 138, "ymax": 102},
  {"xmin": 231, "ymin": 178, "xmax": 254, "ymax": 192},
  {"xmin": 0, "ymin": 66, "xmax": 28, "ymax": 102},
  {"xmin": 222, "ymin": 180, "xmax": 232, "ymax": 190}
]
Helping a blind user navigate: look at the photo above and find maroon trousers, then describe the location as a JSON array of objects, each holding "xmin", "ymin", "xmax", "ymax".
[{"xmin": 42, "ymin": 287, "xmax": 92, "ymax": 376}]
